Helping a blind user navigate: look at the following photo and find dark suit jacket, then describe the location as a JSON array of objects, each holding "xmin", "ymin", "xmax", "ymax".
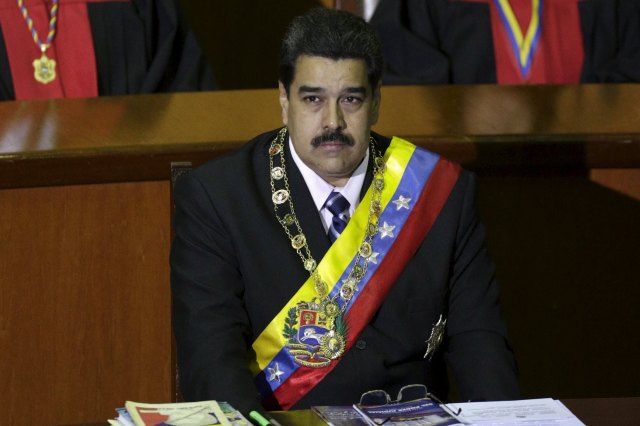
[
  {"xmin": 170, "ymin": 128, "xmax": 519, "ymax": 414},
  {"xmin": 370, "ymin": 0, "xmax": 640, "ymax": 84}
]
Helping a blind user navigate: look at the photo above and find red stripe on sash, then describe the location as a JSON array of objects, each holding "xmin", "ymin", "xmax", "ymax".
[
  {"xmin": 345, "ymin": 159, "xmax": 461, "ymax": 335},
  {"xmin": 270, "ymin": 158, "xmax": 461, "ymax": 409}
]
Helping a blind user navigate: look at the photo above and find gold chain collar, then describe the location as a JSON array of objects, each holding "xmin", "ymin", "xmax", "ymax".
[{"xmin": 268, "ymin": 127, "xmax": 386, "ymax": 311}]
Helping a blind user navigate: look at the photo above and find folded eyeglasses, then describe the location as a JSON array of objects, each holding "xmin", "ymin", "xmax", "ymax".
[{"xmin": 359, "ymin": 384, "xmax": 462, "ymax": 416}]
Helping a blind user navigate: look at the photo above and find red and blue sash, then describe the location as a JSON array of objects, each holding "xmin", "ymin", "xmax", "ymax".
[{"xmin": 251, "ymin": 137, "xmax": 461, "ymax": 409}]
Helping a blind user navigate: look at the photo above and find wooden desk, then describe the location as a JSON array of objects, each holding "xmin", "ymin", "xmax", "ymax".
[
  {"xmin": 60, "ymin": 397, "xmax": 640, "ymax": 425},
  {"xmin": 562, "ymin": 398, "xmax": 640, "ymax": 425},
  {"xmin": 270, "ymin": 398, "xmax": 640, "ymax": 425},
  {"xmin": 2, "ymin": 85, "xmax": 639, "ymax": 425}
]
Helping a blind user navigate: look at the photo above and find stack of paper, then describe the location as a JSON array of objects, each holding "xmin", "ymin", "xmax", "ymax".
[
  {"xmin": 448, "ymin": 399, "xmax": 585, "ymax": 426},
  {"xmin": 108, "ymin": 400, "xmax": 250, "ymax": 426},
  {"xmin": 312, "ymin": 398, "xmax": 585, "ymax": 425}
]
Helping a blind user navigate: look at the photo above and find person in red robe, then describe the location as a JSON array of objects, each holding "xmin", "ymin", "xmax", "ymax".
[
  {"xmin": 0, "ymin": 0, "xmax": 215, "ymax": 100},
  {"xmin": 369, "ymin": 0, "xmax": 640, "ymax": 84}
]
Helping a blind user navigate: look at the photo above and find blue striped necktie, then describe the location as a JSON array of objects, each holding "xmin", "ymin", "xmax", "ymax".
[{"xmin": 325, "ymin": 191, "xmax": 350, "ymax": 243}]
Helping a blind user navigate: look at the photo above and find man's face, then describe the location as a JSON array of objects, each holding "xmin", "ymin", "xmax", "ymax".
[{"xmin": 279, "ymin": 55, "xmax": 380, "ymax": 187}]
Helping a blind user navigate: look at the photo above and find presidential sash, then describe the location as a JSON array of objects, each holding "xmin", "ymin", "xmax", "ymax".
[{"xmin": 252, "ymin": 137, "xmax": 461, "ymax": 409}]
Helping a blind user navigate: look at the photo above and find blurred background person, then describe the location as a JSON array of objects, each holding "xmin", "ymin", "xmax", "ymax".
[
  {"xmin": 0, "ymin": 0, "xmax": 216, "ymax": 100},
  {"xmin": 368, "ymin": 0, "xmax": 640, "ymax": 84}
]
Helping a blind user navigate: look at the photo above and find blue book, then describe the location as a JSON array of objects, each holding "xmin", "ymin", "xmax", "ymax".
[{"xmin": 352, "ymin": 398, "xmax": 463, "ymax": 426}]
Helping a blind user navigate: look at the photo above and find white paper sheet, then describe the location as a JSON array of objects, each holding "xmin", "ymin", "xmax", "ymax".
[{"xmin": 448, "ymin": 398, "xmax": 585, "ymax": 426}]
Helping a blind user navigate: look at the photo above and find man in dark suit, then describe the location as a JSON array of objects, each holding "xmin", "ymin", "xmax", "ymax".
[{"xmin": 170, "ymin": 7, "xmax": 519, "ymax": 415}]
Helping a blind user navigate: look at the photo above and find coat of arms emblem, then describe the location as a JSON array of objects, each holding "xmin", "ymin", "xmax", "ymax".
[{"xmin": 283, "ymin": 299, "xmax": 347, "ymax": 368}]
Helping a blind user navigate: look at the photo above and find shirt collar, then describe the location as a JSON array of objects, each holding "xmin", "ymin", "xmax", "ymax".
[{"xmin": 289, "ymin": 137, "xmax": 368, "ymax": 213}]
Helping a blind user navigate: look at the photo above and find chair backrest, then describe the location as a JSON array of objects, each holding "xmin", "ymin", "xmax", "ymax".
[
  {"xmin": 169, "ymin": 161, "xmax": 193, "ymax": 402},
  {"xmin": 171, "ymin": 161, "xmax": 193, "ymax": 191}
]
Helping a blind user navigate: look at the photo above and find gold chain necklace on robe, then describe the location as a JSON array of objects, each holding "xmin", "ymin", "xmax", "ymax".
[{"xmin": 17, "ymin": 0, "xmax": 59, "ymax": 84}]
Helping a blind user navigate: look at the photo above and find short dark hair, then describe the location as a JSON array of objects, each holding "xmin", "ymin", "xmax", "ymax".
[{"xmin": 279, "ymin": 8, "xmax": 383, "ymax": 96}]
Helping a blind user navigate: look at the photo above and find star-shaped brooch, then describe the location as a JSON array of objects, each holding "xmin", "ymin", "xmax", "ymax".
[
  {"xmin": 424, "ymin": 315, "xmax": 446, "ymax": 360},
  {"xmin": 392, "ymin": 195, "xmax": 412, "ymax": 210},
  {"xmin": 268, "ymin": 362, "xmax": 284, "ymax": 382},
  {"xmin": 379, "ymin": 222, "xmax": 396, "ymax": 239}
]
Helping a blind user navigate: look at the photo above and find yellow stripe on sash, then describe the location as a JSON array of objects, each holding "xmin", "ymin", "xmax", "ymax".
[
  {"xmin": 497, "ymin": 0, "xmax": 541, "ymax": 68},
  {"xmin": 249, "ymin": 137, "xmax": 416, "ymax": 375}
]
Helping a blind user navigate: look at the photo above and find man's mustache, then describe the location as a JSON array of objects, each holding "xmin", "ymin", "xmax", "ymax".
[{"xmin": 311, "ymin": 131, "xmax": 354, "ymax": 147}]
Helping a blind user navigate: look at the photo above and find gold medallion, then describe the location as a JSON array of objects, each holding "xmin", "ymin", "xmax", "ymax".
[
  {"xmin": 314, "ymin": 277, "xmax": 328, "ymax": 297},
  {"xmin": 323, "ymin": 300, "xmax": 340, "ymax": 318},
  {"xmin": 271, "ymin": 167, "xmax": 285, "ymax": 180},
  {"xmin": 282, "ymin": 214, "xmax": 295, "ymax": 226},
  {"xmin": 359, "ymin": 242, "xmax": 373, "ymax": 258},
  {"xmin": 291, "ymin": 234, "xmax": 307, "ymax": 250},
  {"xmin": 303, "ymin": 258, "xmax": 316, "ymax": 271},
  {"xmin": 371, "ymin": 200, "xmax": 382, "ymax": 216},
  {"xmin": 352, "ymin": 264, "xmax": 364, "ymax": 278},
  {"xmin": 340, "ymin": 280, "xmax": 357, "ymax": 301},
  {"xmin": 374, "ymin": 178, "xmax": 385, "ymax": 190},
  {"xmin": 33, "ymin": 53, "xmax": 56, "ymax": 84},
  {"xmin": 367, "ymin": 222, "xmax": 378, "ymax": 237},
  {"xmin": 319, "ymin": 330, "xmax": 346, "ymax": 360},
  {"xmin": 269, "ymin": 144, "xmax": 283, "ymax": 156},
  {"xmin": 272, "ymin": 189, "xmax": 289, "ymax": 204},
  {"xmin": 18, "ymin": 0, "xmax": 60, "ymax": 85}
]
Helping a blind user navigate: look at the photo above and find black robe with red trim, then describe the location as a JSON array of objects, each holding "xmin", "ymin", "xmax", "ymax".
[
  {"xmin": 170, "ymin": 128, "xmax": 519, "ymax": 415},
  {"xmin": 370, "ymin": 0, "xmax": 640, "ymax": 84},
  {"xmin": 0, "ymin": 0, "xmax": 215, "ymax": 100}
]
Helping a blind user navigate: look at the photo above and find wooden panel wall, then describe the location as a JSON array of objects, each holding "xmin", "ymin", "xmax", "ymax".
[
  {"xmin": 0, "ymin": 181, "xmax": 171, "ymax": 424},
  {"xmin": 477, "ymin": 172, "xmax": 640, "ymax": 399}
]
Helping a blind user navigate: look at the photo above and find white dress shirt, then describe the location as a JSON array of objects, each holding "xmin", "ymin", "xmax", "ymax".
[{"xmin": 289, "ymin": 138, "xmax": 369, "ymax": 233}]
